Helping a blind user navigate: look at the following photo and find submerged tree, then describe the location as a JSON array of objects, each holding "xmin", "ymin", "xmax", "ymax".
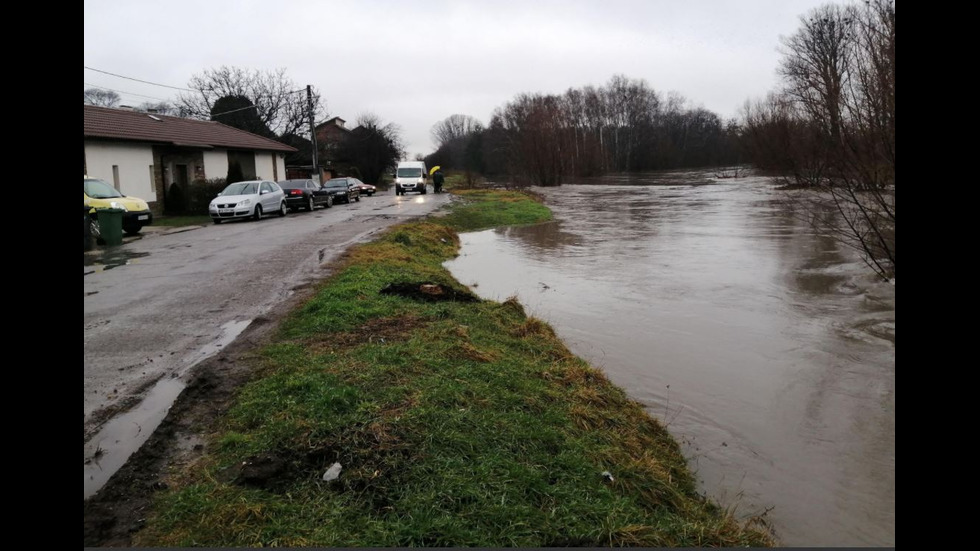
[{"xmin": 744, "ymin": 0, "xmax": 895, "ymax": 279}]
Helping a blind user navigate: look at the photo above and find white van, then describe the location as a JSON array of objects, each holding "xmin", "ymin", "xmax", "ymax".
[{"xmin": 394, "ymin": 161, "xmax": 427, "ymax": 195}]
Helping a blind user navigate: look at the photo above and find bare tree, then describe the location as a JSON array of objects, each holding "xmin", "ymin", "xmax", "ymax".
[
  {"xmin": 748, "ymin": 0, "xmax": 895, "ymax": 280},
  {"xmin": 84, "ymin": 88, "xmax": 120, "ymax": 107},
  {"xmin": 430, "ymin": 114, "xmax": 482, "ymax": 148},
  {"xmin": 428, "ymin": 74, "xmax": 737, "ymax": 185},
  {"xmin": 339, "ymin": 112, "xmax": 405, "ymax": 185},
  {"xmin": 177, "ymin": 66, "xmax": 323, "ymax": 138},
  {"xmin": 778, "ymin": 3, "xmax": 852, "ymax": 144}
]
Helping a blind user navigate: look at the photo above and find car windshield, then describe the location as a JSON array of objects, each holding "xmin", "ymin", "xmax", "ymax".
[
  {"xmin": 397, "ymin": 168, "xmax": 422, "ymax": 178},
  {"xmin": 84, "ymin": 178, "xmax": 123, "ymax": 199},
  {"xmin": 221, "ymin": 182, "xmax": 259, "ymax": 195},
  {"xmin": 324, "ymin": 180, "xmax": 347, "ymax": 188}
]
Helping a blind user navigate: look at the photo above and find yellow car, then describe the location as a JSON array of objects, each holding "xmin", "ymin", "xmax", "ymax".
[{"xmin": 84, "ymin": 177, "xmax": 153, "ymax": 236}]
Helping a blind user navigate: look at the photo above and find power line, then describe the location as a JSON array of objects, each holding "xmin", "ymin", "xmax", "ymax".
[
  {"xmin": 83, "ymin": 66, "xmax": 195, "ymax": 92},
  {"xmin": 83, "ymin": 82, "xmax": 171, "ymax": 103},
  {"xmin": 211, "ymin": 104, "xmax": 260, "ymax": 118}
]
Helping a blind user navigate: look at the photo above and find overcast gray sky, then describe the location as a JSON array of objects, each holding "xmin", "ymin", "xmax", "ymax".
[{"xmin": 84, "ymin": 0, "xmax": 833, "ymax": 159}]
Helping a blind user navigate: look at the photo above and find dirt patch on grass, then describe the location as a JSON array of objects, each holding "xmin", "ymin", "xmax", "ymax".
[{"xmin": 380, "ymin": 282, "xmax": 479, "ymax": 302}]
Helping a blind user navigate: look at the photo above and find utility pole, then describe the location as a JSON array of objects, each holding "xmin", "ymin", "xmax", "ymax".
[{"xmin": 307, "ymin": 85, "xmax": 319, "ymax": 182}]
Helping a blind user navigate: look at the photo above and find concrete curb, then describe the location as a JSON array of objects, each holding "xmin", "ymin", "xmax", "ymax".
[{"xmin": 160, "ymin": 225, "xmax": 206, "ymax": 235}]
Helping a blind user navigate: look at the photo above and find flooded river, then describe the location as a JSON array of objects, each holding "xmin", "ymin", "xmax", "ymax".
[{"xmin": 444, "ymin": 171, "xmax": 895, "ymax": 546}]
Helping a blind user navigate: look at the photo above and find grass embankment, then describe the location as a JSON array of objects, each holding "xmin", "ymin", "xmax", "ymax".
[{"xmin": 136, "ymin": 191, "xmax": 772, "ymax": 547}]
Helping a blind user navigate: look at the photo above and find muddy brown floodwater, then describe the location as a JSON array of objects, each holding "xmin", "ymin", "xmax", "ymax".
[{"xmin": 444, "ymin": 170, "xmax": 895, "ymax": 546}]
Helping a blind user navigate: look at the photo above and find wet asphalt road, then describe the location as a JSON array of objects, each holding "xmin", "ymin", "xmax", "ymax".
[{"xmin": 83, "ymin": 190, "xmax": 450, "ymax": 437}]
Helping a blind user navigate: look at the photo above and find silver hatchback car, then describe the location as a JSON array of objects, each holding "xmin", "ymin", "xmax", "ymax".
[{"xmin": 209, "ymin": 180, "xmax": 288, "ymax": 223}]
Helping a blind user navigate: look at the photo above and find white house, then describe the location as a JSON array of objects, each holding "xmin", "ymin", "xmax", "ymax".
[{"xmin": 84, "ymin": 105, "xmax": 297, "ymax": 213}]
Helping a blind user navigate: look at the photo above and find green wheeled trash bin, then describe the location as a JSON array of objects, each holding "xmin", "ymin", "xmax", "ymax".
[{"xmin": 98, "ymin": 208, "xmax": 125, "ymax": 246}]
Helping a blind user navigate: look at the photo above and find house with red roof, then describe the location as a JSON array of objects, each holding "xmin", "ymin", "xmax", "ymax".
[{"xmin": 84, "ymin": 105, "xmax": 297, "ymax": 214}]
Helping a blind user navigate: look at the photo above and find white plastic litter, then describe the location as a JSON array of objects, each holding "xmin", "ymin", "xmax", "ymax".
[
  {"xmin": 323, "ymin": 462, "xmax": 343, "ymax": 481},
  {"xmin": 601, "ymin": 471, "xmax": 615, "ymax": 482}
]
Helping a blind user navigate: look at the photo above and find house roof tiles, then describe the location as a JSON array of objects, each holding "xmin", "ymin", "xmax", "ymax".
[{"xmin": 83, "ymin": 105, "xmax": 297, "ymax": 152}]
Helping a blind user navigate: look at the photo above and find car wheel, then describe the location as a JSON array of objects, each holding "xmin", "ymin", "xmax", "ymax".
[
  {"xmin": 123, "ymin": 224, "xmax": 142, "ymax": 236},
  {"xmin": 354, "ymin": 195, "xmax": 360, "ymax": 202},
  {"xmin": 213, "ymin": 218, "xmax": 222, "ymax": 224},
  {"xmin": 421, "ymin": 187, "xmax": 427, "ymax": 195},
  {"xmin": 279, "ymin": 201, "xmax": 287, "ymax": 217},
  {"xmin": 307, "ymin": 196, "xmax": 315, "ymax": 211},
  {"xmin": 253, "ymin": 204, "xmax": 263, "ymax": 221},
  {"xmin": 326, "ymin": 196, "xmax": 333, "ymax": 208}
]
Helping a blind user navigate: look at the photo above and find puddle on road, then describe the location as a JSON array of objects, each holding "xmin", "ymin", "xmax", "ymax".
[
  {"xmin": 84, "ymin": 319, "xmax": 252, "ymax": 500},
  {"xmin": 84, "ymin": 377, "xmax": 184, "ymax": 499},
  {"xmin": 84, "ymin": 250, "xmax": 150, "ymax": 274}
]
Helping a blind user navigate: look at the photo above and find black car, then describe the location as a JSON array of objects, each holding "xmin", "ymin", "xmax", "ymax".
[
  {"xmin": 321, "ymin": 178, "xmax": 360, "ymax": 204},
  {"xmin": 350, "ymin": 177, "xmax": 376, "ymax": 196},
  {"xmin": 277, "ymin": 179, "xmax": 333, "ymax": 211}
]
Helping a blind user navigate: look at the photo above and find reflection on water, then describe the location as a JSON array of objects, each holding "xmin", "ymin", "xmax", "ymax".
[{"xmin": 445, "ymin": 172, "xmax": 895, "ymax": 546}]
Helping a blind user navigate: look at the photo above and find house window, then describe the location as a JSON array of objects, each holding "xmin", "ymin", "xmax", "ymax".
[{"xmin": 112, "ymin": 165, "xmax": 120, "ymax": 191}]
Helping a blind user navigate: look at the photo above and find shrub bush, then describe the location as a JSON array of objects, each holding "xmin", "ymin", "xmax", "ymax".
[{"xmin": 165, "ymin": 178, "xmax": 228, "ymax": 215}]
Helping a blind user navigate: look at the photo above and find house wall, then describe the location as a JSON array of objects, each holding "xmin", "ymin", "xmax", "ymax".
[
  {"xmin": 203, "ymin": 149, "xmax": 229, "ymax": 181},
  {"xmin": 255, "ymin": 151, "xmax": 275, "ymax": 181},
  {"xmin": 275, "ymin": 153, "xmax": 286, "ymax": 182},
  {"xmin": 84, "ymin": 140, "xmax": 158, "ymax": 202}
]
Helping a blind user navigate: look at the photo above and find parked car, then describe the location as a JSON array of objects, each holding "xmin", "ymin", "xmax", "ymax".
[
  {"xmin": 321, "ymin": 178, "xmax": 360, "ymax": 204},
  {"xmin": 277, "ymin": 179, "xmax": 333, "ymax": 211},
  {"xmin": 351, "ymin": 178, "xmax": 376, "ymax": 196},
  {"xmin": 209, "ymin": 180, "xmax": 287, "ymax": 224},
  {"xmin": 84, "ymin": 177, "xmax": 153, "ymax": 236}
]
